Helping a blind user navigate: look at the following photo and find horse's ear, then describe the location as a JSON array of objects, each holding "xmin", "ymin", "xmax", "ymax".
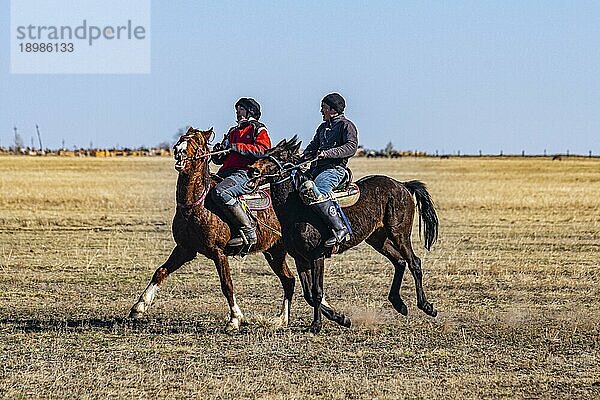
[
  {"xmin": 186, "ymin": 126, "xmax": 195, "ymax": 134},
  {"xmin": 202, "ymin": 127, "xmax": 214, "ymax": 141},
  {"xmin": 293, "ymin": 141, "xmax": 302, "ymax": 154},
  {"xmin": 275, "ymin": 138, "xmax": 287, "ymax": 149},
  {"xmin": 286, "ymin": 135, "xmax": 301, "ymax": 150}
]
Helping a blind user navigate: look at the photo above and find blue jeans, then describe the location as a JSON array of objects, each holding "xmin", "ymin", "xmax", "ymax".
[
  {"xmin": 310, "ymin": 166, "xmax": 347, "ymax": 198},
  {"xmin": 212, "ymin": 169, "xmax": 254, "ymax": 206}
]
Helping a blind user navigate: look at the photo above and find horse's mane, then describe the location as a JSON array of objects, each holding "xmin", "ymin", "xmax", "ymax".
[{"xmin": 267, "ymin": 135, "xmax": 303, "ymax": 164}]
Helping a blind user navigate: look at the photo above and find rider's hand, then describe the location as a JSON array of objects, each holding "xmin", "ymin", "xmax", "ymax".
[
  {"xmin": 317, "ymin": 150, "xmax": 327, "ymax": 159},
  {"xmin": 212, "ymin": 142, "xmax": 225, "ymax": 152},
  {"xmin": 302, "ymin": 150, "xmax": 317, "ymax": 160},
  {"xmin": 211, "ymin": 142, "xmax": 229, "ymax": 165}
]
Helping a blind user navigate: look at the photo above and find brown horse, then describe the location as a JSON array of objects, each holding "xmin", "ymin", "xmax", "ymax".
[
  {"xmin": 248, "ymin": 137, "xmax": 439, "ymax": 333},
  {"xmin": 129, "ymin": 127, "xmax": 295, "ymax": 331}
]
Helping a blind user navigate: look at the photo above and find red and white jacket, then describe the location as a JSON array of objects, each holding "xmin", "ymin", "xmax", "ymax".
[{"xmin": 219, "ymin": 119, "xmax": 271, "ymax": 173}]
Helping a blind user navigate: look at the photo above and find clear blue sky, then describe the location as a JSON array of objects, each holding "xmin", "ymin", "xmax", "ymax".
[{"xmin": 1, "ymin": 1, "xmax": 599, "ymax": 154}]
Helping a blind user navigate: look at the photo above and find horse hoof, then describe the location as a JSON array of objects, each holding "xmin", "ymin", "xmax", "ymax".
[
  {"xmin": 389, "ymin": 295, "xmax": 409, "ymax": 316},
  {"xmin": 392, "ymin": 301, "xmax": 408, "ymax": 316},
  {"xmin": 308, "ymin": 324, "xmax": 321, "ymax": 334},
  {"xmin": 224, "ymin": 322, "xmax": 240, "ymax": 335},
  {"xmin": 128, "ymin": 303, "xmax": 145, "ymax": 320},
  {"xmin": 399, "ymin": 303, "xmax": 409, "ymax": 316},
  {"xmin": 340, "ymin": 315, "xmax": 352, "ymax": 328},
  {"xmin": 419, "ymin": 302, "xmax": 437, "ymax": 317}
]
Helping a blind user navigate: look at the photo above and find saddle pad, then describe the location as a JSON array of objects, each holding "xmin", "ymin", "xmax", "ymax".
[
  {"xmin": 333, "ymin": 183, "xmax": 360, "ymax": 208},
  {"xmin": 240, "ymin": 189, "xmax": 271, "ymax": 211}
]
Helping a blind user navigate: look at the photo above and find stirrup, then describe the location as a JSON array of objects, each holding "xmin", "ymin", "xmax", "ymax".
[
  {"xmin": 225, "ymin": 243, "xmax": 253, "ymax": 258},
  {"xmin": 226, "ymin": 229, "xmax": 256, "ymax": 249},
  {"xmin": 324, "ymin": 228, "xmax": 350, "ymax": 247},
  {"xmin": 227, "ymin": 235, "xmax": 245, "ymax": 248},
  {"xmin": 225, "ymin": 238, "xmax": 256, "ymax": 258}
]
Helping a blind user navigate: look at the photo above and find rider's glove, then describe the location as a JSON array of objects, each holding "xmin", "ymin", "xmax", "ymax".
[
  {"xmin": 301, "ymin": 150, "xmax": 318, "ymax": 160},
  {"xmin": 212, "ymin": 142, "xmax": 224, "ymax": 152},
  {"xmin": 211, "ymin": 142, "xmax": 229, "ymax": 165}
]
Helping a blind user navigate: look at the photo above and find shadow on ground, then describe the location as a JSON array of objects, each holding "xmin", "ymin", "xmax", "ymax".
[
  {"xmin": 0, "ymin": 316, "xmax": 312, "ymax": 336},
  {"xmin": 0, "ymin": 317, "xmax": 224, "ymax": 335}
]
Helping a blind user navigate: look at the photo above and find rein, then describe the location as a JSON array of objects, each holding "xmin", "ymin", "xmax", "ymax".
[
  {"xmin": 262, "ymin": 155, "xmax": 319, "ymax": 185},
  {"xmin": 174, "ymin": 133, "xmax": 227, "ymax": 210},
  {"xmin": 182, "ymin": 148, "xmax": 230, "ymax": 163},
  {"xmin": 256, "ymin": 219, "xmax": 282, "ymax": 237}
]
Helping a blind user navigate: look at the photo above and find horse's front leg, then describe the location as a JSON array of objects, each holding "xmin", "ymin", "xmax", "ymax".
[
  {"xmin": 210, "ymin": 251, "xmax": 245, "ymax": 333},
  {"xmin": 297, "ymin": 259, "xmax": 351, "ymax": 329},
  {"xmin": 309, "ymin": 257, "xmax": 325, "ymax": 334},
  {"xmin": 129, "ymin": 245, "xmax": 196, "ymax": 319}
]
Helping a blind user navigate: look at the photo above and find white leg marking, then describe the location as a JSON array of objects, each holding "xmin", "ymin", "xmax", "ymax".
[
  {"xmin": 227, "ymin": 296, "xmax": 244, "ymax": 331},
  {"xmin": 142, "ymin": 283, "xmax": 159, "ymax": 306},
  {"xmin": 279, "ymin": 299, "xmax": 290, "ymax": 327},
  {"xmin": 130, "ymin": 282, "xmax": 159, "ymax": 318}
]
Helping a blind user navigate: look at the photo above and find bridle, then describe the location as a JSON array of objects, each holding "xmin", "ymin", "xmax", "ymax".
[
  {"xmin": 256, "ymin": 153, "xmax": 318, "ymax": 185},
  {"xmin": 174, "ymin": 133, "xmax": 229, "ymax": 164},
  {"xmin": 174, "ymin": 132, "xmax": 224, "ymax": 210}
]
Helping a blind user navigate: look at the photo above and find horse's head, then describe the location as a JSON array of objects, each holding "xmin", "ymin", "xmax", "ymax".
[
  {"xmin": 173, "ymin": 127, "xmax": 214, "ymax": 173},
  {"xmin": 247, "ymin": 135, "xmax": 302, "ymax": 184}
]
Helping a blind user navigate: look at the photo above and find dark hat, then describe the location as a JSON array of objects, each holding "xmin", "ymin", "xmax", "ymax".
[
  {"xmin": 322, "ymin": 93, "xmax": 346, "ymax": 114},
  {"xmin": 235, "ymin": 97, "xmax": 261, "ymax": 120}
]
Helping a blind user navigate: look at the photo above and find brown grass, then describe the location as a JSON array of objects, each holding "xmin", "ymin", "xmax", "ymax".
[{"xmin": 0, "ymin": 156, "xmax": 598, "ymax": 399}]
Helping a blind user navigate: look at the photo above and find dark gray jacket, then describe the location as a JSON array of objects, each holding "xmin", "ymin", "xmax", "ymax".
[{"xmin": 304, "ymin": 114, "xmax": 358, "ymax": 172}]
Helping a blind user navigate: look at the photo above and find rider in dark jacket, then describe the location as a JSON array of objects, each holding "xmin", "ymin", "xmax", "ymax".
[{"xmin": 301, "ymin": 93, "xmax": 358, "ymax": 247}]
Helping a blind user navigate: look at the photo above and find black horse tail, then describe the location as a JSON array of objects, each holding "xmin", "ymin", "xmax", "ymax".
[{"xmin": 403, "ymin": 180, "xmax": 439, "ymax": 251}]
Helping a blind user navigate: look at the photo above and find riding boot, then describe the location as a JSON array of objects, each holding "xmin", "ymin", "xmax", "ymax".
[
  {"xmin": 311, "ymin": 199, "xmax": 350, "ymax": 247},
  {"xmin": 222, "ymin": 202, "xmax": 257, "ymax": 248}
]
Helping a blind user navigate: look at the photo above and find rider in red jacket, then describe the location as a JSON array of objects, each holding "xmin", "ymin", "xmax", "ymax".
[
  {"xmin": 211, "ymin": 98, "xmax": 271, "ymax": 252},
  {"xmin": 218, "ymin": 117, "xmax": 271, "ymax": 172}
]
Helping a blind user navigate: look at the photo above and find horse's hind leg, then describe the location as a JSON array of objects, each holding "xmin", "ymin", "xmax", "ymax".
[
  {"xmin": 386, "ymin": 202, "xmax": 437, "ymax": 317},
  {"xmin": 263, "ymin": 241, "xmax": 295, "ymax": 327},
  {"xmin": 366, "ymin": 229, "xmax": 408, "ymax": 316},
  {"xmin": 394, "ymin": 242, "xmax": 437, "ymax": 317},
  {"xmin": 129, "ymin": 245, "xmax": 196, "ymax": 319},
  {"xmin": 409, "ymin": 254, "xmax": 436, "ymax": 317}
]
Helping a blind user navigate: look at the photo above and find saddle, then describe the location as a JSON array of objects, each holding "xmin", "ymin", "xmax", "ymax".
[
  {"xmin": 333, "ymin": 183, "xmax": 360, "ymax": 208},
  {"xmin": 210, "ymin": 173, "xmax": 271, "ymax": 212},
  {"xmin": 240, "ymin": 188, "xmax": 271, "ymax": 211},
  {"xmin": 331, "ymin": 168, "xmax": 360, "ymax": 208}
]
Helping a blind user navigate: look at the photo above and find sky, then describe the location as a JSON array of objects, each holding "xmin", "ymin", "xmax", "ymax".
[{"xmin": 1, "ymin": 0, "xmax": 599, "ymax": 155}]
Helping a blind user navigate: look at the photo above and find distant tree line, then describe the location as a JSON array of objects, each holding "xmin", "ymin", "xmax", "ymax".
[{"xmin": 2, "ymin": 128, "xmax": 596, "ymax": 158}]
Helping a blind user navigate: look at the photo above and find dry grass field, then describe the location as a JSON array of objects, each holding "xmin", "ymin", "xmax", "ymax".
[{"xmin": 0, "ymin": 155, "xmax": 598, "ymax": 399}]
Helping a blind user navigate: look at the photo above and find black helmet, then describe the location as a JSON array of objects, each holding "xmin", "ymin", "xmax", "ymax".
[
  {"xmin": 235, "ymin": 97, "xmax": 261, "ymax": 120},
  {"xmin": 322, "ymin": 93, "xmax": 345, "ymax": 114}
]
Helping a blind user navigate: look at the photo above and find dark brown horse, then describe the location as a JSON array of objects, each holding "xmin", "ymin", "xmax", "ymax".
[
  {"xmin": 129, "ymin": 127, "xmax": 295, "ymax": 331},
  {"xmin": 248, "ymin": 137, "xmax": 439, "ymax": 333}
]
